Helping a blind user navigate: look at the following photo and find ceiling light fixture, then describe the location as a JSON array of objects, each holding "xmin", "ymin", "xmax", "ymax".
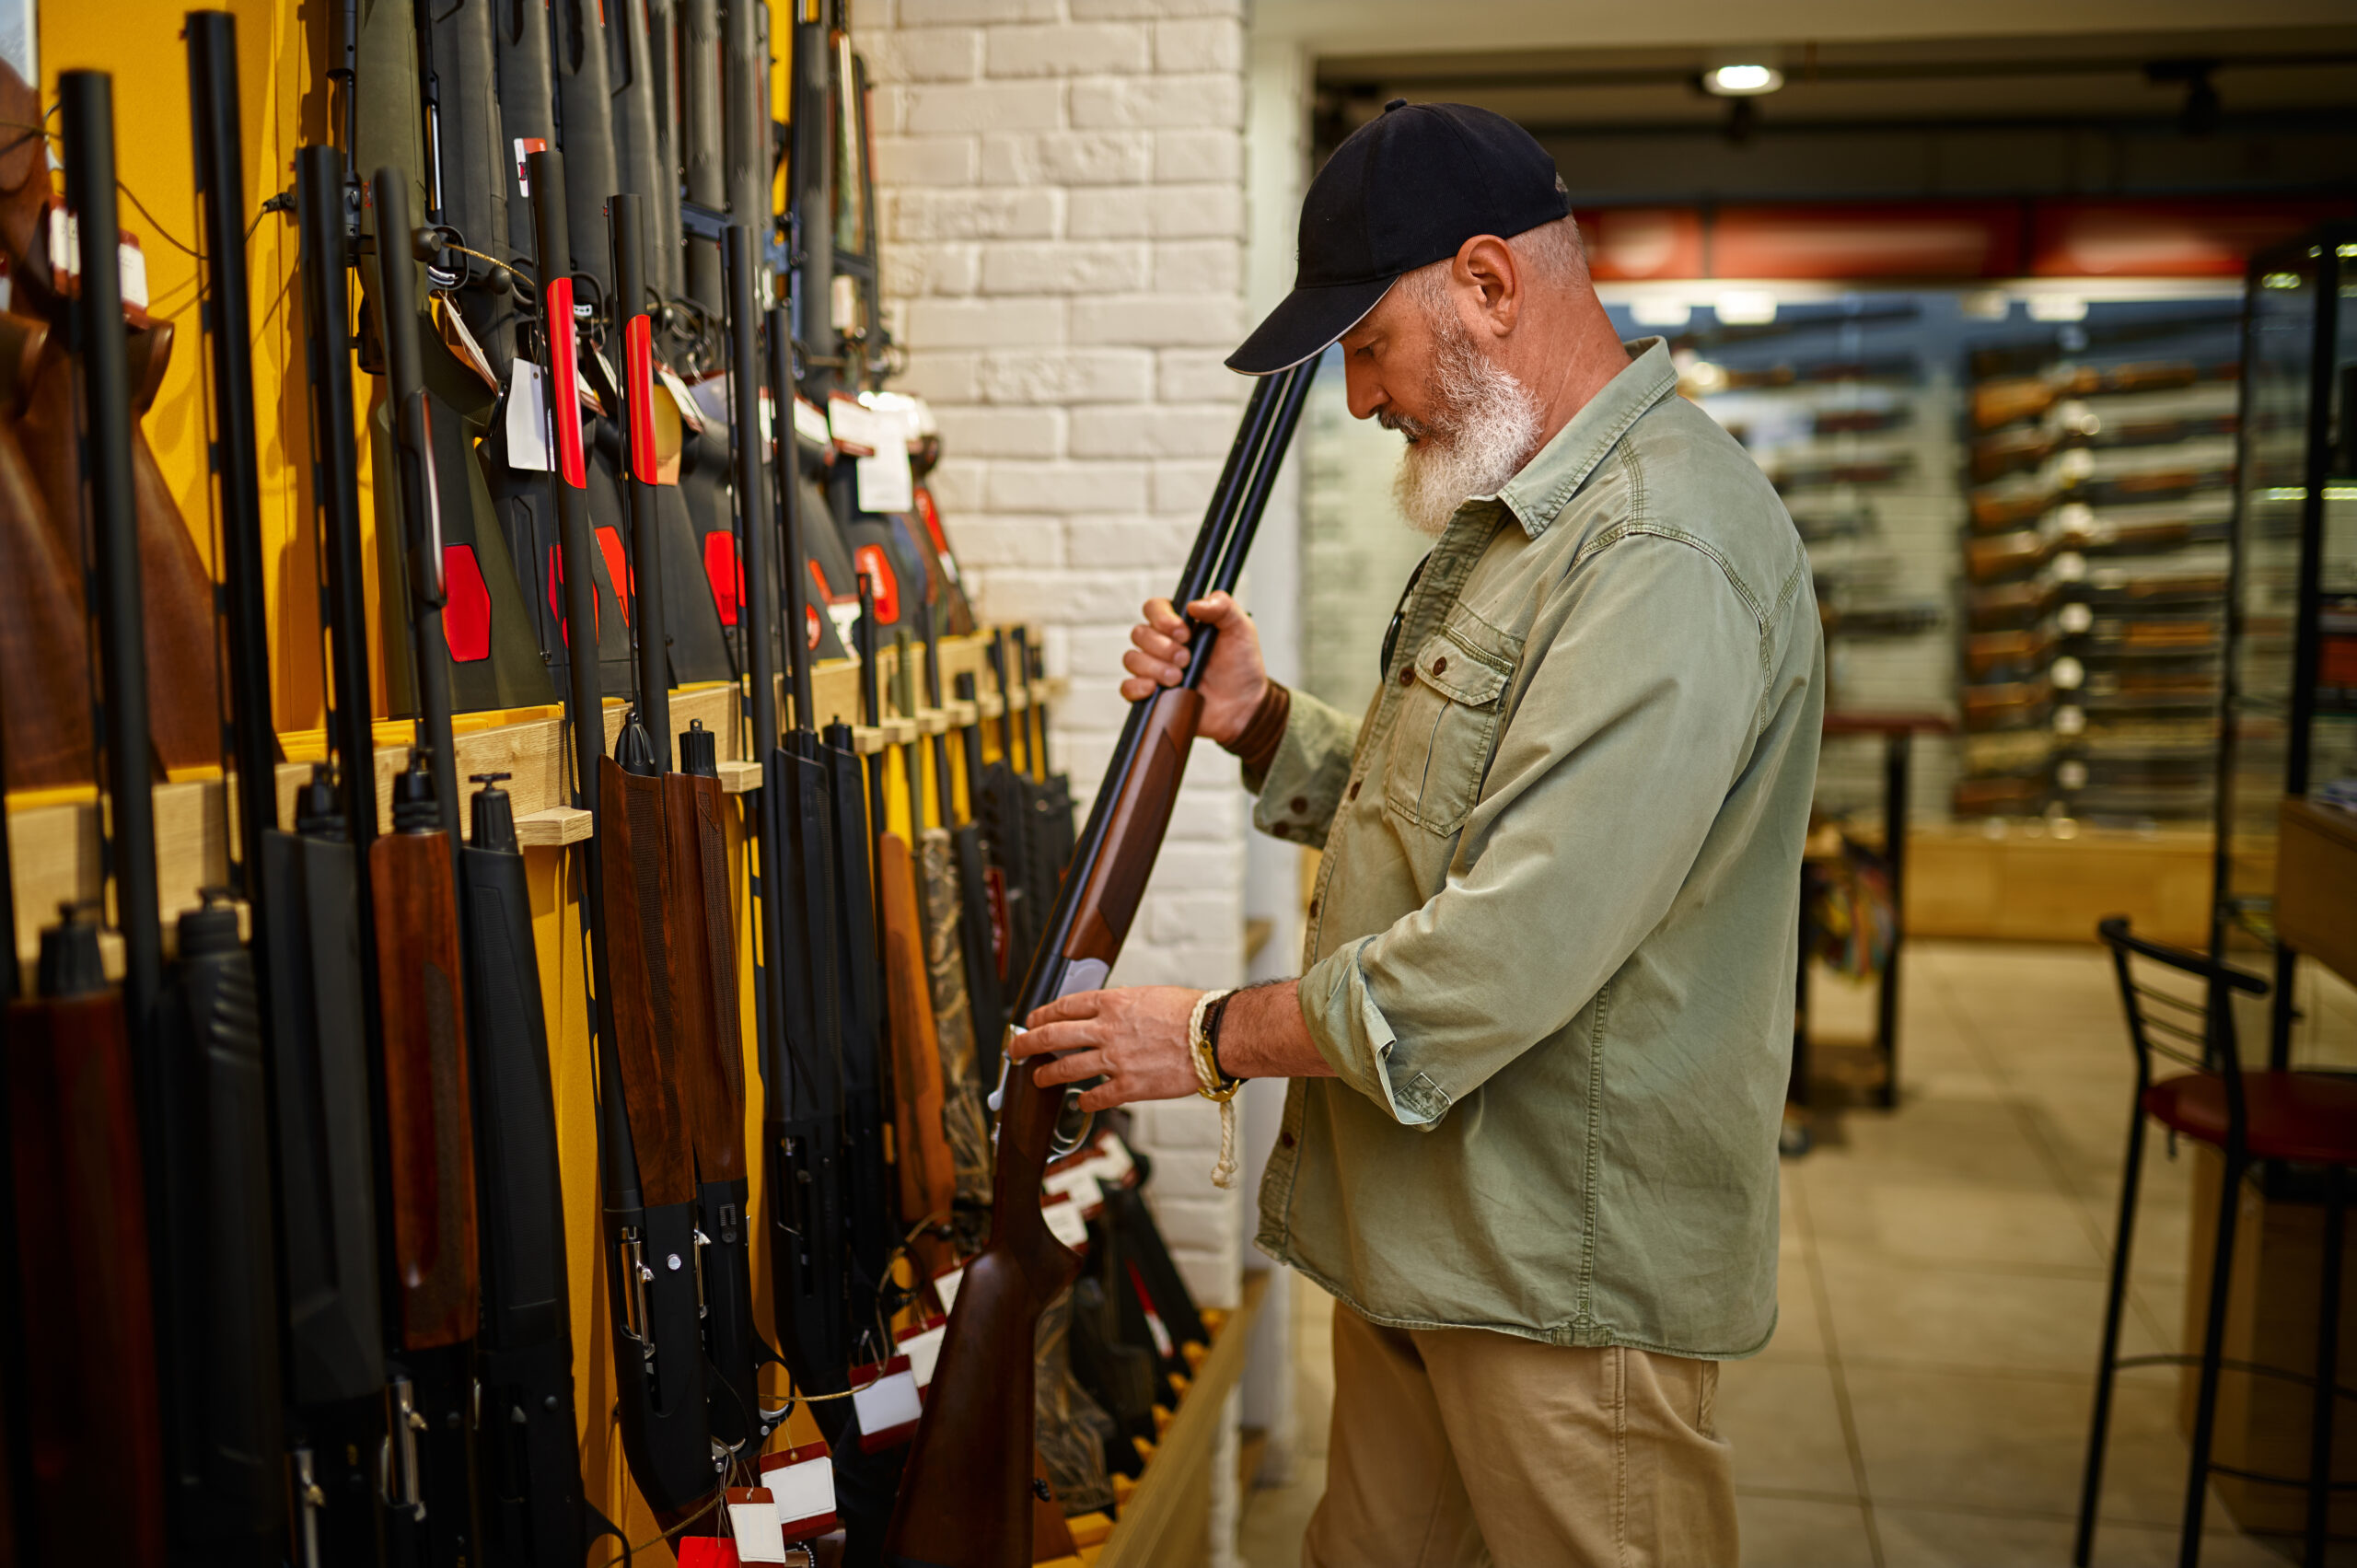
[{"xmin": 1703, "ymin": 64, "xmax": 1783, "ymax": 97}]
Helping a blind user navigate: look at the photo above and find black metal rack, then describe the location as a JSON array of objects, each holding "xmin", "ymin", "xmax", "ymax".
[{"xmin": 2210, "ymin": 221, "xmax": 2357, "ymax": 1072}]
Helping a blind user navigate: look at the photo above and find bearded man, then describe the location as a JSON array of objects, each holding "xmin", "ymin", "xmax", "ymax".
[{"xmin": 1009, "ymin": 100, "xmax": 1822, "ymax": 1566}]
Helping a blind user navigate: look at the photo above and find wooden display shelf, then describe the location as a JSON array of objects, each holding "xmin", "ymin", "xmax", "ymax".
[
  {"xmin": 1901, "ymin": 820, "xmax": 2214, "ymax": 947},
  {"xmin": 1092, "ymin": 1271, "xmax": 1268, "ymax": 1568},
  {"xmin": 4, "ymin": 630, "xmax": 1066, "ymax": 970},
  {"xmin": 2275, "ymin": 796, "xmax": 2357, "ymax": 985}
]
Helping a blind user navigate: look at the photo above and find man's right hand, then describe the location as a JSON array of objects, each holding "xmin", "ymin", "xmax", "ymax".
[{"xmin": 1120, "ymin": 590, "xmax": 1267, "ymax": 746}]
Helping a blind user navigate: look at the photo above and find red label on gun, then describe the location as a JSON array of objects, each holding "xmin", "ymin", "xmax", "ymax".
[
  {"xmin": 544, "ymin": 276, "xmax": 586, "ymax": 489},
  {"xmin": 624, "ymin": 314, "xmax": 657, "ymax": 482}
]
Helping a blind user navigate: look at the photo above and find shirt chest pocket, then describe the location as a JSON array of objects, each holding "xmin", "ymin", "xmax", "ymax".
[{"xmin": 1382, "ymin": 628, "xmax": 1513, "ymax": 836}]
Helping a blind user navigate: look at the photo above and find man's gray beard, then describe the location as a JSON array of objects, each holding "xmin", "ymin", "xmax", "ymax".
[{"xmin": 1385, "ymin": 310, "xmax": 1545, "ymax": 537}]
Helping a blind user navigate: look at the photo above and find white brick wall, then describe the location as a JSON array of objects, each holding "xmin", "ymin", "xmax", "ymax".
[{"xmin": 855, "ymin": 0, "xmax": 1251, "ymax": 1552}]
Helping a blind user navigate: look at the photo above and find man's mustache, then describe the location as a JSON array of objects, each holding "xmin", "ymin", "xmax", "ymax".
[{"xmin": 1378, "ymin": 409, "xmax": 1441, "ymax": 446}]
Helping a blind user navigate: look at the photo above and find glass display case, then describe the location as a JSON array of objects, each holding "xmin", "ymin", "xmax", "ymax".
[{"xmin": 2212, "ymin": 223, "xmax": 2357, "ymax": 1070}]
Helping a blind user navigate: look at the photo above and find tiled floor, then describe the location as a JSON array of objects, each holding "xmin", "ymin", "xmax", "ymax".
[{"xmin": 1236, "ymin": 940, "xmax": 2345, "ymax": 1568}]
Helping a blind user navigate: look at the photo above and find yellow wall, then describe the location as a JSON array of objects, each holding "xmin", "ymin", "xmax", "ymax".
[{"xmin": 41, "ymin": 0, "xmax": 359, "ymax": 736}]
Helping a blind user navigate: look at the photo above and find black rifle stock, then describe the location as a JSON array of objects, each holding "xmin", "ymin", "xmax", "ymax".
[
  {"xmin": 284, "ymin": 141, "xmax": 394, "ymax": 1568},
  {"xmin": 748, "ymin": 278, "xmax": 853, "ymax": 1397},
  {"xmin": 461, "ymin": 772, "xmax": 590, "ymax": 1567},
  {"xmin": 882, "ymin": 361, "xmax": 1314, "ymax": 1567},
  {"xmin": 175, "ymin": 22, "xmax": 290, "ymax": 1560},
  {"xmin": 948, "ymin": 671, "xmax": 1007, "ymax": 1090}
]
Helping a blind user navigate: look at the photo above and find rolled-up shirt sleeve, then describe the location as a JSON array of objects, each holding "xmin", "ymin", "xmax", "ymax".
[
  {"xmin": 1298, "ymin": 533, "xmax": 1771, "ymax": 1126},
  {"xmin": 1246, "ymin": 687, "xmax": 1360, "ymax": 850}
]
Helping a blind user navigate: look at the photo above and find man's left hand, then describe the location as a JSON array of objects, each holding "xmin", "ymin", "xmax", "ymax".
[{"xmin": 1014, "ymin": 986, "xmax": 1205, "ymax": 1111}]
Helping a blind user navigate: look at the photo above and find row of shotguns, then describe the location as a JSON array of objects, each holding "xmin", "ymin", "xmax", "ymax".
[{"xmin": 0, "ymin": 7, "xmax": 1321, "ymax": 1568}]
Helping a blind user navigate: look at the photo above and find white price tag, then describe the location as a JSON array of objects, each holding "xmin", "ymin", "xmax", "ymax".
[
  {"xmin": 660, "ymin": 366, "xmax": 707, "ymax": 434},
  {"xmin": 759, "ymin": 1446, "xmax": 840, "ymax": 1542},
  {"xmin": 505, "ymin": 360, "xmax": 552, "ymax": 472},
  {"xmin": 1042, "ymin": 1194, "xmax": 1089, "ymax": 1249},
  {"xmin": 726, "ymin": 1489, "xmax": 789, "ymax": 1563},
  {"xmin": 1082, "ymin": 1133, "xmax": 1137, "ymax": 1189},
  {"xmin": 855, "ymin": 444, "xmax": 914, "ymax": 514},
  {"xmin": 933, "ymin": 1264, "xmax": 963, "ymax": 1314},
  {"xmin": 118, "ymin": 240, "xmax": 148, "ymax": 310},
  {"xmin": 1043, "ymin": 1166, "xmax": 1103, "ymax": 1215},
  {"xmin": 828, "ymin": 392, "xmax": 886, "ymax": 455},
  {"xmin": 850, "ymin": 1359, "xmax": 923, "ymax": 1450},
  {"xmin": 900, "ymin": 1320, "xmax": 947, "ymax": 1389},
  {"xmin": 794, "ymin": 394, "xmax": 832, "ymax": 448}
]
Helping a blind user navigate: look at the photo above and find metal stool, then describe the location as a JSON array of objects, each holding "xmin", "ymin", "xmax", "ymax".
[{"xmin": 2074, "ymin": 918, "xmax": 2357, "ymax": 1567}]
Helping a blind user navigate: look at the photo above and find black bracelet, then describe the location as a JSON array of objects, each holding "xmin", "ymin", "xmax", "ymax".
[{"xmin": 1206, "ymin": 992, "xmax": 1244, "ymax": 1087}]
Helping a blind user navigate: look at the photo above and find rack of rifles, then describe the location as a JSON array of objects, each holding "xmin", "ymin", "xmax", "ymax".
[{"xmin": 0, "ymin": 8, "xmax": 1311, "ymax": 1567}]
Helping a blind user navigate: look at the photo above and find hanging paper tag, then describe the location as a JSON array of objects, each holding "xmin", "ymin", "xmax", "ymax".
[
  {"xmin": 932, "ymin": 1264, "xmax": 964, "ymax": 1315},
  {"xmin": 1082, "ymin": 1132, "xmax": 1137, "ymax": 1190},
  {"xmin": 505, "ymin": 360, "xmax": 552, "ymax": 472},
  {"xmin": 794, "ymin": 394, "xmax": 832, "ymax": 448},
  {"xmin": 760, "ymin": 1445, "xmax": 842, "ymax": 1542},
  {"xmin": 47, "ymin": 205, "xmax": 150, "ymax": 310},
  {"xmin": 726, "ymin": 1488, "xmax": 789, "ymax": 1563},
  {"xmin": 855, "ymin": 444, "xmax": 914, "ymax": 515},
  {"xmin": 827, "ymin": 392, "xmax": 885, "ymax": 456},
  {"xmin": 661, "ymin": 366, "xmax": 708, "ymax": 434},
  {"xmin": 677, "ymin": 1539, "xmax": 739, "ymax": 1568},
  {"xmin": 850, "ymin": 1356, "xmax": 922, "ymax": 1451},
  {"xmin": 431, "ymin": 296, "xmax": 498, "ymax": 389},
  {"xmin": 1042, "ymin": 1193, "xmax": 1089, "ymax": 1250},
  {"xmin": 898, "ymin": 1318, "xmax": 948, "ymax": 1391},
  {"xmin": 1043, "ymin": 1165, "xmax": 1104, "ymax": 1217}
]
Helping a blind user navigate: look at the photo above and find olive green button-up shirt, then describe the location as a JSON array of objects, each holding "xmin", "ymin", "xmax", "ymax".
[{"xmin": 1249, "ymin": 339, "xmax": 1823, "ymax": 1359}]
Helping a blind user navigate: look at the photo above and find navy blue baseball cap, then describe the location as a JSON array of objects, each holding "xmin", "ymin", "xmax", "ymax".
[{"xmin": 1227, "ymin": 99, "xmax": 1571, "ymax": 376}]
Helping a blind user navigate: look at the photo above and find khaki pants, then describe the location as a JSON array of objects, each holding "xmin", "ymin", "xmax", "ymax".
[{"xmin": 1305, "ymin": 1305, "xmax": 1739, "ymax": 1568}]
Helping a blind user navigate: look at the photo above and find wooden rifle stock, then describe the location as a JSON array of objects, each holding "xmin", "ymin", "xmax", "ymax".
[
  {"xmin": 882, "ymin": 360, "xmax": 1315, "ymax": 1566},
  {"xmin": 367, "ymin": 166, "xmax": 483, "ymax": 1562},
  {"xmin": 589, "ymin": 191, "xmax": 720, "ymax": 1513},
  {"xmin": 670, "ymin": 721, "xmax": 767, "ymax": 1447},
  {"xmin": 5, "ymin": 909, "xmax": 166, "ymax": 1566}
]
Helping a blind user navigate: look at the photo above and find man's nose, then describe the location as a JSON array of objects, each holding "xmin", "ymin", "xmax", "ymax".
[{"xmin": 1344, "ymin": 358, "xmax": 1385, "ymax": 422}]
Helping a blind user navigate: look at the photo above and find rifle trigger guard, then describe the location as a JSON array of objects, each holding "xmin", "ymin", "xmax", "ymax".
[{"xmin": 994, "ymin": 1024, "xmax": 1097, "ymax": 1159}]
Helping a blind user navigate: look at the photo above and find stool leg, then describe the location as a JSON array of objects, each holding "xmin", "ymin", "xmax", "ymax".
[
  {"xmin": 2077, "ymin": 1107, "xmax": 2151, "ymax": 1566},
  {"xmin": 2181, "ymin": 1152, "xmax": 2247, "ymax": 1568},
  {"xmin": 2305, "ymin": 1165, "xmax": 2345, "ymax": 1565}
]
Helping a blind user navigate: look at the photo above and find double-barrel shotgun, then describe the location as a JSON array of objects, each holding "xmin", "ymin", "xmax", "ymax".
[{"xmin": 883, "ymin": 358, "xmax": 1318, "ymax": 1566}]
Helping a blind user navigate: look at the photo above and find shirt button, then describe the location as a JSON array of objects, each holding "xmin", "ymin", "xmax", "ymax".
[
  {"xmin": 1307, "ymin": 898, "xmax": 1319, "ymax": 918},
  {"xmin": 1347, "ymin": 780, "xmax": 1360, "ymax": 800},
  {"xmin": 1279, "ymin": 1131, "xmax": 1296, "ymax": 1150},
  {"xmin": 1270, "ymin": 822, "xmax": 1289, "ymax": 840},
  {"xmin": 1398, "ymin": 666, "xmax": 1415, "ymax": 687},
  {"xmin": 1434, "ymin": 656, "xmax": 1448, "ymax": 676},
  {"xmin": 1290, "ymin": 796, "xmax": 1308, "ymax": 814}
]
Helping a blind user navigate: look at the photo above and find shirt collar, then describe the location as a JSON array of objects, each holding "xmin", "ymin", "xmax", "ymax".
[{"xmin": 1489, "ymin": 337, "xmax": 1678, "ymax": 540}]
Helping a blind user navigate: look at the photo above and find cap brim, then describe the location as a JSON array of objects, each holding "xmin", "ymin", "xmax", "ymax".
[{"xmin": 1225, "ymin": 275, "xmax": 1398, "ymax": 376}]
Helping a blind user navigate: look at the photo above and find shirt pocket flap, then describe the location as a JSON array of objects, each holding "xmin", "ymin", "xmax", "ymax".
[{"xmin": 1414, "ymin": 633, "xmax": 1509, "ymax": 709}]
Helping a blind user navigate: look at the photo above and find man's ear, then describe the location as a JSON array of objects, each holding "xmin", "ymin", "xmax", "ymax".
[{"xmin": 1454, "ymin": 234, "xmax": 1520, "ymax": 337}]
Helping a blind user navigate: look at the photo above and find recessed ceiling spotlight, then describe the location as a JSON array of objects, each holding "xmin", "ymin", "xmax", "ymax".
[{"xmin": 1703, "ymin": 64, "xmax": 1783, "ymax": 97}]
